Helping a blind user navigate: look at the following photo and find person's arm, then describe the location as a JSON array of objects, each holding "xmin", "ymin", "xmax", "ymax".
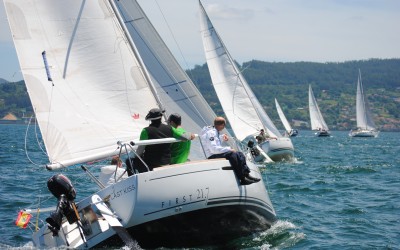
[{"xmin": 172, "ymin": 127, "xmax": 193, "ymax": 140}]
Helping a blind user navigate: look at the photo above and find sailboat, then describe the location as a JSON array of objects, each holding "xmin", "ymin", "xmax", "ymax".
[
  {"xmin": 198, "ymin": 1, "xmax": 294, "ymax": 162},
  {"xmin": 4, "ymin": 0, "xmax": 277, "ymax": 248},
  {"xmin": 349, "ymin": 70, "xmax": 379, "ymax": 137},
  {"xmin": 308, "ymin": 85, "xmax": 331, "ymax": 137},
  {"xmin": 275, "ymin": 98, "xmax": 298, "ymax": 137}
]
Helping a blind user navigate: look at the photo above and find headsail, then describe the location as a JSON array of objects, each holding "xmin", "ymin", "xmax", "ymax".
[
  {"xmin": 4, "ymin": 0, "xmax": 159, "ymax": 168},
  {"xmin": 198, "ymin": 1, "xmax": 281, "ymax": 141},
  {"xmin": 111, "ymin": 0, "xmax": 236, "ymax": 159},
  {"xmin": 275, "ymin": 98, "xmax": 293, "ymax": 134},
  {"xmin": 356, "ymin": 69, "xmax": 376, "ymax": 130},
  {"xmin": 308, "ymin": 85, "xmax": 329, "ymax": 131}
]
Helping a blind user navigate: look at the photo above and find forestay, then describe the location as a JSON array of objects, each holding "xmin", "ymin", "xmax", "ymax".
[
  {"xmin": 198, "ymin": 2, "xmax": 281, "ymax": 141},
  {"xmin": 4, "ymin": 0, "xmax": 159, "ymax": 168}
]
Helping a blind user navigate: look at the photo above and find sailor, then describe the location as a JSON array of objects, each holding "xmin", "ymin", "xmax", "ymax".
[
  {"xmin": 168, "ymin": 113, "xmax": 193, "ymax": 164},
  {"xmin": 99, "ymin": 156, "xmax": 127, "ymax": 187},
  {"xmin": 247, "ymin": 140, "xmax": 263, "ymax": 162},
  {"xmin": 136, "ymin": 108, "xmax": 194, "ymax": 170},
  {"xmin": 200, "ymin": 117, "xmax": 260, "ymax": 185}
]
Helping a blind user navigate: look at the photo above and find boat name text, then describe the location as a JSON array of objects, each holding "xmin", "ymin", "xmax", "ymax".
[{"xmin": 161, "ymin": 187, "xmax": 209, "ymax": 208}]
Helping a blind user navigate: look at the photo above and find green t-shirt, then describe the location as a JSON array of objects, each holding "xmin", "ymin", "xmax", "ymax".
[{"xmin": 170, "ymin": 127, "xmax": 191, "ymax": 164}]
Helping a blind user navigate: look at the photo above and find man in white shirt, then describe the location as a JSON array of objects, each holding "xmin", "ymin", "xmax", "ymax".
[
  {"xmin": 99, "ymin": 156, "xmax": 128, "ymax": 187},
  {"xmin": 200, "ymin": 117, "xmax": 260, "ymax": 185}
]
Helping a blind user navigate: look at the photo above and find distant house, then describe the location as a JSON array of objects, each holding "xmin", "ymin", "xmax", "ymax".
[
  {"xmin": 0, "ymin": 112, "xmax": 25, "ymax": 124},
  {"xmin": 292, "ymin": 119, "xmax": 309, "ymax": 128},
  {"xmin": 2, "ymin": 113, "xmax": 18, "ymax": 120}
]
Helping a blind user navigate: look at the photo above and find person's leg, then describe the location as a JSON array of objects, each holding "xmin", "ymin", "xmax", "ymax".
[{"xmin": 209, "ymin": 152, "xmax": 242, "ymax": 178}]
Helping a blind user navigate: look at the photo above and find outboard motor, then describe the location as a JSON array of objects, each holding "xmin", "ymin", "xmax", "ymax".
[{"xmin": 46, "ymin": 174, "xmax": 79, "ymax": 236}]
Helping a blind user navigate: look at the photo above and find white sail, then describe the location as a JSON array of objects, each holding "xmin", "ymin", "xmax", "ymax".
[
  {"xmin": 4, "ymin": 0, "xmax": 159, "ymax": 168},
  {"xmin": 356, "ymin": 70, "xmax": 376, "ymax": 130},
  {"xmin": 275, "ymin": 98, "xmax": 293, "ymax": 134},
  {"xmin": 308, "ymin": 85, "xmax": 329, "ymax": 131},
  {"xmin": 111, "ymin": 0, "xmax": 234, "ymax": 159},
  {"xmin": 198, "ymin": 1, "xmax": 280, "ymax": 141}
]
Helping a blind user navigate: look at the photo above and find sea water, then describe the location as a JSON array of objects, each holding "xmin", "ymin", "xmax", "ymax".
[{"xmin": 0, "ymin": 125, "xmax": 399, "ymax": 249}]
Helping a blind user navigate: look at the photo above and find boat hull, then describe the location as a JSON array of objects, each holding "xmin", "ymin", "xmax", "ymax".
[
  {"xmin": 289, "ymin": 129, "xmax": 299, "ymax": 137},
  {"xmin": 32, "ymin": 159, "xmax": 276, "ymax": 248},
  {"xmin": 98, "ymin": 203, "xmax": 275, "ymax": 248},
  {"xmin": 349, "ymin": 129, "xmax": 379, "ymax": 137},
  {"xmin": 315, "ymin": 130, "xmax": 331, "ymax": 137},
  {"xmin": 261, "ymin": 138, "xmax": 294, "ymax": 161}
]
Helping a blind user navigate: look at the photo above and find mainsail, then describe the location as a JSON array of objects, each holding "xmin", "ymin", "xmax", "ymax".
[
  {"xmin": 356, "ymin": 69, "xmax": 376, "ymax": 130},
  {"xmin": 275, "ymin": 98, "xmax": 293, "ymax": 134},
  {"xmin": 198, "ymin": 1, "xmax": 281, "ymax": 141},
  {"xmin": 308, "ymin": 85, "xmax": 329, "ymax": 131},
  {"xmin": 4, "ymin": 0, "xmax": 159, "ymax": 168}
]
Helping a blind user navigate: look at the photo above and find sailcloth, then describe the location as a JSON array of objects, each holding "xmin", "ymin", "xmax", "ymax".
[
  {"xmin": 111, "ymin": 0, "xmax": 234, "ymax": 159},
  {"xmin": 4, "ymin": 0, "xmax": 159, "ymax": 168},
  {"xmin": 275, "ymin": 98, "xmax": 293, "ymax": 134},
  {"xmin": 308, "ymin": 85, "xmax": 329, "ymax": 131},
  {"xmin": 198, "ymin": 1, "xmax": 281, "ymax": 141},
  {"xmin": 356, "ymin": 70, "xmax": 376, "ymax": 130}
]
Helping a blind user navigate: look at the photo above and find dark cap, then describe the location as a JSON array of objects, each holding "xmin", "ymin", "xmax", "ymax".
[
  {"xmin": 145, "ymin": 108, "xmax": 165, "ymax": 121},
  {"xmin": 168, "ymin": 113, "xmax": 181, "ymax": 125}
]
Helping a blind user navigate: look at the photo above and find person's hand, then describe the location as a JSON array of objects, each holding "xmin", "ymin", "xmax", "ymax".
[
  {"xmin": 230, "ymin": 149, "xmax": 236, "ymax": 152},
  {"xmin": 222, "ymin": 134, "xmax": 229, "ymax": 141},
  {"xmin": 190, "ymin": 133, "xmax": 196, "ymax": 140}
]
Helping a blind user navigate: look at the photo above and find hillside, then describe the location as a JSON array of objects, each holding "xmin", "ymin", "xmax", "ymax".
[
  {"xmin": 187, "ymin": 59, "xmax": 400, "ymax": 131},
  {"xmin": 1, "ymin": 59, "xmax": 400, "ymax": 130}
]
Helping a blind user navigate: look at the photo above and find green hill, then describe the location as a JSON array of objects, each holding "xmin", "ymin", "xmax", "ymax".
[
  {"xmin": 187, "ymin": 58, "xmax": 400, "ymax": 131},
  {"xmin": 1, "ymin": 59, "xmax": 400, "ymax": 131}
]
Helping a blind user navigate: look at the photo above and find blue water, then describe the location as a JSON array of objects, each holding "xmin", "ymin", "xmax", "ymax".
[{"xmin": 1, "ymin": 125, "xmax": 399, "ymax": 249}]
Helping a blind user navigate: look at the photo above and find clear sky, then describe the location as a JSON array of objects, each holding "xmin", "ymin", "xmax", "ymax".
[{"xmin": 1, "ymin": 0, "xmax": 399, "ymax": 82}]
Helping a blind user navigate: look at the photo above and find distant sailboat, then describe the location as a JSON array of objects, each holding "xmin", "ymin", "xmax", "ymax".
[
  {"xmin": 198, "ymin": 1, "xmax": 294, "ymax": 161},
  {"xmin": 308, "ymin": 85, "xmax": 330, "ymax": 137},
  {"xmin": 275, "ymin": 98, "xmax": 298, "ymax": 137},
  {"xmin": 349, "ymin": 69, "xmax": 379, "ymax": 137}
]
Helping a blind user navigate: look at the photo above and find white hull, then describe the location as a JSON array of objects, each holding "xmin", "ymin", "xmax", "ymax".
[
  {"xmin": 32, "ymin": 159, "xmax": 276, "ymax": 248},
  {"xmin": 260, "ymin": 138, "xmax": 294, "ymax": 161},
  {"xmin": 349, "ymin": 129, "xmax": 379, "ymax": 138}
]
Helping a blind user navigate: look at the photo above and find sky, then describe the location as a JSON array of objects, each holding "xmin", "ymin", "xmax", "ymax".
[{"xmin": 1, "ymin": 0, "xmax": 399, "ymax": 82}]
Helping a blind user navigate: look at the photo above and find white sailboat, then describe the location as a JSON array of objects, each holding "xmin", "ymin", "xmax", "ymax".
[
  {"xmin": 198, "ymin": 1, "xmax": 294, "ymax": 162},
  {"xmin": 349, "ymin": 70, "xmax": 379, "ymax": 137},
  {"xmin": 308, "ymin": 85, "xmax": 331, "ymax": 137},
  {"xmin": 4, "ymin": 0, "xmax": 276, "ymax": 248},
  {"xmin": 275, "ymin": 98, "xmax": 298, "ymax": 137}
]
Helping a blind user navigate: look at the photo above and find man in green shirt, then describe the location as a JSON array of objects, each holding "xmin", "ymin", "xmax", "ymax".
[
  {"xmin": 168, "ymin": 113, "xmax": 192, "ymax": 164},
  {"xmin": 136, "ymin": 109, "xmax": 193, "ymax": 170}
]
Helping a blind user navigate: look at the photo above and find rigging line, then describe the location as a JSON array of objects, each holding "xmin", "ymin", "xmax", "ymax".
[
  {"xmin": 154, "ymin": 0, "xmax": 192, "ymax": 74},
  {"xmin": 34, "ymin": 116, "xmax": 47, "ymax": 155},
  {"xmin": 24, "ymin": 115, "xmax": 45, "ymax": 167}
]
